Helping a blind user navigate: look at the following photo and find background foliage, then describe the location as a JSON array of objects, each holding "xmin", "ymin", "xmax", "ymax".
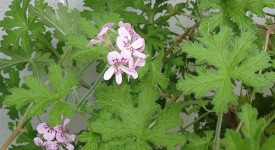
[{"xmin": 0, "ymin": 0, "xmax": 274, "ymax": 149}]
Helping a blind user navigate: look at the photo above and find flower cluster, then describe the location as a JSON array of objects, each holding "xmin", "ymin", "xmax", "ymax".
[
  {"xmin": 34, "ymin": 117, "xmax": 75, "ymax": 150},
  {"xmin": 88, "ymin": 21, "xmax": 147, "ymax": 84}
]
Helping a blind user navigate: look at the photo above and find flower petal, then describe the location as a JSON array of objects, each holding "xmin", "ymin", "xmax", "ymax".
[
  {"xmin": 64, "ymin": 143, "xmax": 74, "ymax": 150},
  {"xmin": 97, "ymin": 27, "xmax": 108, "ymax": 39},
  {"xmin": 115, "ymin": 72, "xmax": 122, "ymax": 84},
  {"xmin": 54, "ymin": 125, "xmax": 62, "ymax": 133},
  {"xmin": 44, "ymin": 129, "xmax": 56, "ymax": 141},
  {"xmin": 133, "ymin": 50, "xmax": 147, "ymax": 59},
  {"xmin": 120, "ymin": 50, "xmax": 131, "ymax": 62},
  {"xmin": 120, "ymin": 66, "xmax": 138, "ymax": 79},
  {"xmin": 103, "ymin": 22, "xmax": 115, "ymax": 28},
  {"xmin": 45, "ymin": 141, "xmax": 59, "ymax": 150},
  {"xmin": 63, "ymin": 118, "xmax": 70, "ymax": 128},
  {"xmin": 87, "ymin": 39, "xmax": 102, "ymax": 46},
  {"xmin": 136, "ymin": 58, "xmax": 146, "ymax": 67},
  {"xmin": 97, "ymin": 23, "xmax": 115, "ymax": 40},
  {"xmin": 118, "ymin": 27, "xmax": 131, "ymax": 41},
  {"xmin": 56, "ymin": 132, "xmax": 65, "ymax": 143},
  {"xmin": 37, "ymin": 123, "xmax": 48, "ymax": 134},
  {"xmin": 66, "ymin": 134, "xmax": 76, "ymax": 142},
  {"xmin": 107, "ymin": 51, "xmax": 121, "ymax": 65},
  {"xmin": 104, "ymin": 66, "xmax": 115, "ymax": 80},
  {"xmin": 34, "ymin": 137, "xmax": 44, "ymax": 146},
  {"xmin": 118, "ymin": 21, "xmax": 131, "ymax": 29},
  {"xmin": 131, "ymin": 38, "xmax": 144, "ymax": 49},
  {"xmin": 128, "ymin": 57, "xmax": 134, "ymax": 69},
  {"xmin": 116, "ymin": 36, "xmax": 128, "ymax": 51}
]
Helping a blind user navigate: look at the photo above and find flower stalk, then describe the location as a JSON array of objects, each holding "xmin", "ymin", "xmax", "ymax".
[{"xmin": 214, "ymin": 113, "xmax": 223, "ymax": 150}]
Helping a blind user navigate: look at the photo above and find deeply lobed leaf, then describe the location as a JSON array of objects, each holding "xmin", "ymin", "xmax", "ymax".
[{"xmin": 177, "ymin": 27, "xmax": 271, "ymax": 113}]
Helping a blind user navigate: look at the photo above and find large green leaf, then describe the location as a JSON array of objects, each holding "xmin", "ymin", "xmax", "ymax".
[
  {"xmin": 0, "ymin": 0, "xmax": 45, "ymax": 51},
  {"xmin": 199, "ymin": 0, "xmax": 275, "ymax": 31},
  {"xmin": 4, "ymin": 65, "xmax": 77, "ymax": 126},
  {"xmin": 177, "ymin": 27, "xmax": 271, "ymax": 113},
  {"xmin": 222, "ymin": 104, "xmax": 271, "ymax": 150},
  {"xmin": 80, "ymin": 84, "xmax": 185, "ymax": 149}
]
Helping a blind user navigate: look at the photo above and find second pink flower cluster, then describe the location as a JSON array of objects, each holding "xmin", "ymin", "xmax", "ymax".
[
  {"xmin": 88, "ymin": 21, "xmax": 148, "ymax": 84},
  {"xmin": 34, "ymin": 118, "xmax": 75, "ymax": 150}
]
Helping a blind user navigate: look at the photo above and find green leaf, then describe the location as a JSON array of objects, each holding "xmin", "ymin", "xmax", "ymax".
[
  {"xmin": 141, "ymin": 26, "xmax": 171, "ymax": 51},
  {"xmin": 238, "ymin": 105, "xmax": 266, "ymax": 148},
  {"xmin": 0, "ymin": 0, "xmax": 45, "ymax": 51},
  {"xmin": 199, "ymin": 0, "xmax": 275, "ymax": 31},
  {"xmin": 4, "ymin": 65, "xmax": 77, "ymax": 120},
  {"xmin": 84, "ymin": 84, "xmax": 185, "ymax": 149},
  {"xmin": 146, "ymin": 103, "xmax": 186, "ymax": 149},
  {"xmin": 29, "ymin": 4, "xmax": 80, "ymax": 40},
  {"xmin": 65, "ymin": 34, "xmax": 108, "ymax": 62},
  {"xmin": 183, "ymin": 131, "xmax": 213, "ymax": 150},
  {"xmin": 0, "ymin": 50, "xmax": 54, "ymax": 73},
  {"xmin": 79, "ymin": 18, "xmax": 98, "ymax": 38},
  {"xmin": 222, "ymin": 104, "xmax": 269, "ymax": 150},
  {"xmin": 136, "ymin": 51, "xmax": 169, "ymax": 91},
  {"xmin": 261, "ymin": 136, "xmax": 275, "ymax": 150},
  {"xmin": 177, "ymin": 27, "xmax": 271, "ymax": 113},
  {"xmin": 265, "ymin": 72, "xmax": 275, "ymax": 82},
  {"xmin": 223, "ymin": 130, "xmax": 251, "ymax": 150},
  {"xmin": 78, "ymin": 131, "xmax": 99, "ymax": 150},
  {"xmin": 49, "ymin": 102, "xmax": 75, "ymax": 126}
]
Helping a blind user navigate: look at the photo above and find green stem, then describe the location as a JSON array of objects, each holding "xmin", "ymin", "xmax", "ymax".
[
  {"xmin": 1, "ymin": 103, "xmax": 33, "ymax": 150},
  {"xmin": 264, "ymin": 113, "xmax": 275, "ymax": 129},
  {"xmin": 214, "ymin": 113, "xmax": 223, "ymax": 150},
  {"xmin": 30, "ymin": 61, "xmax": 39, "ymax": 78},
  {"xmin": 80, "ymin": 112, "xmax": 89, "ymax": 127},
  {"xmin": 75, "ymin": 60, "xmax": 95, "ymax": 79},
  {"xmin": 182, "ymin": 111, "xmax": 210, "ymax": 130},
  {"xmin": 58, "ymin": 47, "xmax": 72, "ymax": 66},
  {"xmin": 37, "ymin": 34, "xmax": 61, "ymax": 58},
  {"xmin": 77, "ymin": 65, "xmax": 108, "ymax": 108},
  {"xmin": 79, "ymin": 79, "xmax": 91, "ymax": 89},
  {"xmin": 162, "ymin": 22, "xmax": 199, "ymax": 62},
  {"xmin": 235, "ymin": 121, "xmax": 243, "ymax": 132}
]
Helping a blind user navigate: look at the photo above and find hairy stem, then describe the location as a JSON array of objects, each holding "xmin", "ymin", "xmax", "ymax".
[
  {"xmin": 265, "ymin": 113, "xmax": 275, "ymax": 129},
  {"xmin": 182, "ymin": 111, "xmax": 210, "ymax": 130},
  {"xmin": 214, "ymin": 113, "xmax": 223, "ymax": 150},
  {"xmin": 1, "ymin": 103, "xmax": 33, "ymax": 150},
  {"xmin": 235, "ymin": 121, "xmax": 243, "ymax": 132},
  {"xmin": 162, "ymin": 22, "xmax": 199, "ymax": 62},
  {"xmin": 77, "ymin": 65, "xmax": 108, "ymax": 108}
]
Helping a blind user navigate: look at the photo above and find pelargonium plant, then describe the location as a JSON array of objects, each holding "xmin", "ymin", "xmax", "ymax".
[{"xmin": 0, "ymin": 0, "xmax": 275, "ymax": 150}]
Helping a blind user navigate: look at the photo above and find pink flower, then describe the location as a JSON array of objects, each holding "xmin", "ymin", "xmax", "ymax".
[
  {"xmin": 116, "ymin": 27, "xmax": 146, "ymax": 59},
  {"xmin": 104, "ymin": 50, "xmax": 138, "ymax": 84},
  {"xmin": 34, "ymin": 137, "xmax": 59, "ymax": 150},
  {"xmin": 54, "ymin": 118, "xmax": 75, "ymax": 150},
  {"xmin": 34, "ymin": 137, "xmax": 46, "ymax": 147},
  {"xmin": 88, "ymin": 23, "xmax": 115, "ymax": 46},
  {"xmin": 118, "ymin": 21, "xmax": 142, "ymax": 41},
  {"xmin": 35, "ymin": 116, "xmax": 75, "ymax": 150},
  {"xmin": 45, "ymin": 141, "xmax": 59, "ymax": 150},
  {"xmin": 37, "ymin": 123, "xmax": 56, "ymax": 141},
  {"xmin": 128, "ymin": 57, "xmax": 147, "ymax": 80}
]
